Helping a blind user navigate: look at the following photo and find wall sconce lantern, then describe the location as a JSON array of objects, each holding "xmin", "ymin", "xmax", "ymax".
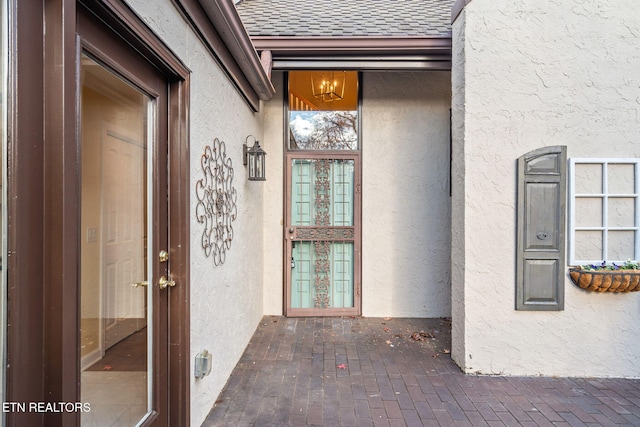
[{"xmin": 243, "ymin": 136, "xmax": 266, "ymax": 181}]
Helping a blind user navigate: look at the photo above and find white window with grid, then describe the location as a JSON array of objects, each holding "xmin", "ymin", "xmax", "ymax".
[{"xmin": 569, "ymin": 159, "xmax": 640, "ymax": 265}]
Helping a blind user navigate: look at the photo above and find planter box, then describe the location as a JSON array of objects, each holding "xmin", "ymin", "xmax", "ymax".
[{"xmin": 569, "ymin": 267, "xmax": 640, "ymax": 293}]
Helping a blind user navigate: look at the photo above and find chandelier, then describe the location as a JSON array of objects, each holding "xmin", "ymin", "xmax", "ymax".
[{"xmin": 311, "ymin": 71, "xmax": 346, "ymax": 103}]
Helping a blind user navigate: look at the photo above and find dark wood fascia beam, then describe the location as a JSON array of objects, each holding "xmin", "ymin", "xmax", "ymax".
[
  {"xmin": 260, "ymin": 50, "xmax": 273, "ymax": 79},
  {"xmin": 197, "ymin": 0, "xmax": 275, "ymax": 101},
  {"xmin": 251, "ymin": 35, "xmax": 452, "ymax": 57},
  {"xmin": 451, "ymin": 0, "xmax": 473, "ymax": 24}
]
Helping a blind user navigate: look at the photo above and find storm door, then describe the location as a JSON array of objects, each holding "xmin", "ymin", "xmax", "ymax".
[
  {"xmin": 79, "ymin": 53, "xmax": 161, "ymax": 427},
  {"xmin": 285, "ymin": 71, "xmax": 361, "ymax": 316}
]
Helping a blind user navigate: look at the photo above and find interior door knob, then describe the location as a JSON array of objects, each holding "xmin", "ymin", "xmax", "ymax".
[{"xmin": 131, "ymin": 281, "xmax": 148, "ymax": 288}]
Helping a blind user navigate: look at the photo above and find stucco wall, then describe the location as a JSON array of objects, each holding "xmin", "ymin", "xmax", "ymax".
[
  {"xmin": 125, "ymin": 1, "xmax": 265, "ymax": 425},
  {"xmin": 361, "ymin": 72, "xmax": 452, "ymax": 317},
  {"xmin": 262, "ymin": 72, "xmax": 285, "ymax": 315},
  {"xmin": 451, "ymin": 16, "xmax": 467, "ymax": 369},
  {"xmin": 262, "ymin": 71, "xmax": 452, "ymax": 318},
  {"xmin": 452, "ymin": 0, "xmax": 640, "ymax": 377}
]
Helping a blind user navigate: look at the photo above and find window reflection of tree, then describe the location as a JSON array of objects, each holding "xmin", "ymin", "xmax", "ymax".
[
  {"xmin": 289, "ymin": 128, "xmax": 299, "ymax": 149},
  {"xmin": 291, "ymin": 111, "xmax": 357, "ymax": 150}
]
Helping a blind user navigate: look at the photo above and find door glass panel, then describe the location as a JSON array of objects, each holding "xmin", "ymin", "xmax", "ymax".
[
  {"xmin": 290, "ymin": 159, "xmax": 355, "ymax": 310},
  {"xmin": 291, "ymin": 241, "xmax": 354, "ymax": 308},
  {"xmin": 288, "ymin": 70, "xmax": 359, "ymax": 150},
  {"xmin": 80, "ymin": 54, "xmax": 151, "ymax": 426},
  {"xmin": 291, "ymin": 159, "xmax": 354, "ymax": 226}
]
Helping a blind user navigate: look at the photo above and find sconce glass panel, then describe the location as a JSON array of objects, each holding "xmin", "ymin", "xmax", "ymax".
[{"xmin": 246, "ymin": 140, "xmax": 266, "ymax": 181}]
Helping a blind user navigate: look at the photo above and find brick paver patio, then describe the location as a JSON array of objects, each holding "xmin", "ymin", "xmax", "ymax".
[{"xmin": 203, "ymin": 316, "xmax": 640, "ymax": 426}]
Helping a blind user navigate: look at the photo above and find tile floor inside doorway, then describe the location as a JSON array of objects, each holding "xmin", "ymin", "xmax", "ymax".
[
  {"xmin": 81, "ymin": 371, "xmax": 147, "ymax": 427},
  {"xmin": 81, "ymin": 329, "xmax": 148, "ymax": 426}
]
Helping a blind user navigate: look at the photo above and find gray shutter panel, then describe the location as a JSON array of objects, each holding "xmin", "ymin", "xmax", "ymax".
[{"xmin": 516, "ymin": 146, "xmax": 566, "ymax": 310}]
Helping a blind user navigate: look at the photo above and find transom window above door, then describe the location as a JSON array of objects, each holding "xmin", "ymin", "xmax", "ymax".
[{"xmin": 288, "ymin": 70, "xmax": 359, "ymax": 150}]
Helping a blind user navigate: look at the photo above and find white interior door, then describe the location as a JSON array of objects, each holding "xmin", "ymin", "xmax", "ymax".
[{"xmin": 102, "ymin": 129, "xmax": 147, "ymax": 349}]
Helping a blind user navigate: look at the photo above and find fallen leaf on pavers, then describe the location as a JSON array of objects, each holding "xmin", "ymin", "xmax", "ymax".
[
  {"xmin": 395, "ymin": 334, "xmax": 404, "ymax": 338},
  {"xmin": 336, "ymin": 364, "xmax": 348, "ymax": 370},
  {"xmin": 410, "ymin": 331, "xmax": 434, "ymax": 341},
  {"xmin": 102, "ymin": 365, "xmax": 113, "ymax": 371},
  {"xmin": 385, "ymin": 340, "xmax": 392, "ymax": 345},
  {"xmin": 431, "ymin": 353, "xmax": 439, "ymax": 359},
  {"xmin": 384, "ymin": 317, "xmax": 392, "ymax": 320},
  {"xmin": 383, "ymin": 327, "xmax": 391, "ymax": 332},
  {"xmin": 410, "ymin": 332, "xmax": 424, "ymax": 341},
  {"xmin": 443, "ymin": 349, "xmax": 451, "ymax": 354}
]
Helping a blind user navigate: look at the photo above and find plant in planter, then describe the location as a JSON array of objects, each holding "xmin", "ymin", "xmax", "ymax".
[{"xmin": 569, "ymin": 260, "xmax": 640, "ymax": 293}]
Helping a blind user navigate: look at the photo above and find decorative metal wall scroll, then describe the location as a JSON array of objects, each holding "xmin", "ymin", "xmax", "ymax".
[{"xmin": 195, "ymin": 138, "xmax": 237, "ymax": 266}]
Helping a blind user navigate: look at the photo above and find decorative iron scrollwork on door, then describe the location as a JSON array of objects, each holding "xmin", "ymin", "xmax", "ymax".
[
  {"xmin": 314, "ymin": 159, "xmax": 332, "ymax": 307},
  {"xmin": 314, "ymin": 241, "xmax": 331, "ymax": 308},
  {"xmin": 288, "ymin": 157, "xmax": 357, "ymax": 312},
  {"xmin": 195, "ymin": 138, "xmax": 237, "ymax": 266},
  {"xmin": 314, "ymin": 159, "xmax": 331, "ymax": 226},
  {"xmin": 295, "ymin": 228, "xmax": 354, "ymax": 240}
]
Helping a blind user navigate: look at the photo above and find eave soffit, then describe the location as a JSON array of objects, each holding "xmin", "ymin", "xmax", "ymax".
[
  {"xmin": 175, "ymin": 0, "xmax": 275, "ymax": 108},
  {"xmin": 251, "ymin": 36, "xmax": 453, "ymax": 71}
]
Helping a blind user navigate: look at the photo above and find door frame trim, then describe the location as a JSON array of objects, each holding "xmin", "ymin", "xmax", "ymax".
[
  {"xmin": 79, "ymin": 2, "xmax": 192, "ymax": 425},
  {"xmin": 7, "ymin": 1, "xmax": 191, "ymax": 425},
  {"xmin": 6, "ymin": 1, "xmax": 48, "ymax": 425}
]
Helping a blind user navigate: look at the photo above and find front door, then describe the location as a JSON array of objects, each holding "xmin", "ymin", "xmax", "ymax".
[
  {"xmin": 77, "ymin": 5, "xmax": 182, "ymax": 425},
  {"xmin": 285, "ymin": 71, "xmax": 361, "ymax": 316}
]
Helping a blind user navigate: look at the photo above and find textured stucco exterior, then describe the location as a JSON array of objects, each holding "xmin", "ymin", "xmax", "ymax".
[
  {"xmin": 262, "ymin": 72, "xmax": 285, "ymax": 315},
  {"xmin": 361, "ymin": 72, "xmax": 451, "ymax": 317},
  {"xmin": 452, "ymin": 0, "xmax": 640, "ymax": 377},
  {"xmin": 450, "ymin": 12, "xmax": 467, "ymax": 370},
  {"xmin": 124, "ymin": 1, "xmax": 265, "ymax": 424},
  {"xmin": 262, "ymin": 71, "xmax": 452, "ymax": 318}
]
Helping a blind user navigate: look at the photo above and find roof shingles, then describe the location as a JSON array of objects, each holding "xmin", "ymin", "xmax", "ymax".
[{"xmin": 235, "ymin": 0, "xmax": 453, "ymax": 37}]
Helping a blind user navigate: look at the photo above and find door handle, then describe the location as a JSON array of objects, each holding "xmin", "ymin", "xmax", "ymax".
[
  {"xmin": 159, "ymin": 275, "xmax": 176, "ymax": 290},
  {"xmin": 131, "ymin": 281, "xmax": 148, "ymax": 288}
]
